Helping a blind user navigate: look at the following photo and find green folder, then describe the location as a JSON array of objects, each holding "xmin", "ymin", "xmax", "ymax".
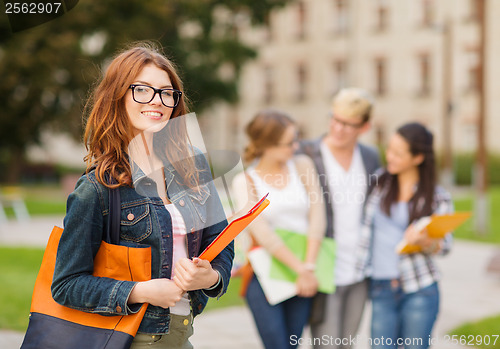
[{"xmin": 270, "ymin": 229, "xmax": 336, "ymax": 294}]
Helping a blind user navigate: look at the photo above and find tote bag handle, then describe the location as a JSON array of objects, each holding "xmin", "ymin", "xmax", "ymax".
[{"xmin": 105, "ymin": 184, "xmax": 121, "ymax": 245}]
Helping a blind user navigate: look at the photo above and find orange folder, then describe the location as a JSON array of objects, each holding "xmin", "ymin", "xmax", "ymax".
[
  {"xmin": 397, "ymin": 211, "xmax": 472, "ymax": 254},
  {"xmin": 199, "ymin": 194, "xmax": 270, "ymax": 262}
]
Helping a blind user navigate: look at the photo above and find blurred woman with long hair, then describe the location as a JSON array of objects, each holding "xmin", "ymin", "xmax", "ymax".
[
  {"xmin": 233, "ymin": 109, "xmax": 325, "ymax": 349},
  {"xmin": 355, "ymin": 122, "xmax": 453, "ymax": 349}
]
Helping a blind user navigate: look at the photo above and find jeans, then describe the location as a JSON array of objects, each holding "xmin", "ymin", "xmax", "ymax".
[
  {"xmin": 246, "ymin": 275, "xmax": 312, "ymax": 349},
  {"xmin": 369, "ymin": 280, "xmax": 439, "ymax": 349}
]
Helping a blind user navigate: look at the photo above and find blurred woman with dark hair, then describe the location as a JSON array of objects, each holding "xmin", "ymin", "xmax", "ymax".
[
  {"xmin": 355, "ymin": 122, "xmax": 453, "ymax": 349},
  {"xmin": 233, "ymin": 109, "xmax": 325, "ymax": 349}
]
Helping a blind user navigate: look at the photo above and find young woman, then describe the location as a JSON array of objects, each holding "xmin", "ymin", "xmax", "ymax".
[
  {"xmin": 51, "ymin": 44, "xmax": 234, "ymax": 348},
  {"xmin": 233, "ymin": 109, "xmax": 326, "ymax": 349},
  {"xmin": 355, "ymin": 122, "xmax": 453, "ymax": 349}
]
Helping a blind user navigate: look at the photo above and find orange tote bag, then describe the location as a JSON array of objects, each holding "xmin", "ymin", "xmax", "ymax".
[{"xmin": 21, "ymin": 187, "xmax": 151, "ymax": 349}]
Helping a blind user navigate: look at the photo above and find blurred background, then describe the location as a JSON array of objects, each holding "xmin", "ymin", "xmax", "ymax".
[{"xmin": 0, "ymin": 0, "xmax": 499, "ymax": 348}]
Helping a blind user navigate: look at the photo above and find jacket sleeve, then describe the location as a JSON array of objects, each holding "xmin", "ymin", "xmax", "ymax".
[{"xmin": 51, "ymin": 175, "xmax": 138, "ymax": 315}]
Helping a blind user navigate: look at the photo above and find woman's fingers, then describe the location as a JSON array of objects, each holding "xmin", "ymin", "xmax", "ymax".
[{"xmin": 173, "ymin": 257, "xmax": 218, "ymax": 291}]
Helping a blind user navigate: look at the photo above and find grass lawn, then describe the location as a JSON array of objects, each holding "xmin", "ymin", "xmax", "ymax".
[
  {"xmin": 452, "ymin": 186, "xmax": 500, "ymax": 244},
  {"xmin": 0, "ymin": 247, "xmax": 44, "ymax": 332},
  {"xmin": 2, "ymin": 184, "xmax": 66, "ymax": 217},
  {"xmin": 449, "ymin": 314, "xmax": 500, "ymax": 348}
]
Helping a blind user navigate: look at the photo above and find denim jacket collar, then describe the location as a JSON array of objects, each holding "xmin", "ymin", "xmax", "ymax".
[{"xmin": 131, "ymin": 162, "xmax": 176, "ymax": 201}]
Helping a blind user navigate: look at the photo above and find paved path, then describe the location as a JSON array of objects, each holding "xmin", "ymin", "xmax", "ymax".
[{"xmin": 2, "ymin": 216, "xmax": 500, "ymax": 348}]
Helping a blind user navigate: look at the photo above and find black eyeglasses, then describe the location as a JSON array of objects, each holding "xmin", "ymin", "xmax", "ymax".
[
  {"xmin": 129, "ymin": 84, "xmax": 182, "ymax": 108},
  {"xmin": 329, "ymin": 113, "xmax": 365, "ymax": 130}
]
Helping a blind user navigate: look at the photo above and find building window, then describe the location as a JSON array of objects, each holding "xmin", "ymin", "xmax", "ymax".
[
  {"xmin": 374, "ymin": 123, "xmax": 385, "ymax": 149},
  {"xmin": 467, "ymin": 0, "xmax": 480, "ymax": 21},
  {"xmin": 296, "ymin": 1, "xmax": 307, "ymax": 40},
  {"xmin": 374, "ymin": 58, "xmax": 387, "ymax": 96},
  {"xmin": 334, "ymin": 0, "xmax": 349, "ymax": 35},
  {"xmin": 333, "ymin": 60, "xmax": 348, "ymax": 95},
  {"xmin": 421, "ymin": 0, "xmax": 435, "ymax": 27},
  {"xmin": 263, "ymin": 66, "xmax": 274, "ymax": 104},
  {"xmin": 296, "ymin": 63, "xmax": 307, "ymax": 102},
  {"xmin": 375, "ymin": 0, "xmax": 389, "ymax": 32},
  {"xmin": 263, "ymin": 13, "xmax": 273, "ymax": 42},
  {"xmin": 417, "ymin": 54, "xmax": 431, "ymax": 96},
  {"xmin": 465, "ymin": 48, "xmax": 480, "ymax": 93}
]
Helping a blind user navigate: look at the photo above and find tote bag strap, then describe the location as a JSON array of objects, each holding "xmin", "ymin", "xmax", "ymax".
[
  {"xmin": 106, "ymin": 186, "xmax": 121, "ymax": 245},
  {"xmin": 103, "ymin": 172, "xmax": 121, "ymax": 245},
  {"xmin": 85, "ymin": 167, "xmax": 121, "ymax": 245}
]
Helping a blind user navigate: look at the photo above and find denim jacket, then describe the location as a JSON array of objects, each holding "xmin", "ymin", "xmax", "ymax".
[{"xmin": 52, "ymin": 150, "xmax": 234, "ymax": 335}]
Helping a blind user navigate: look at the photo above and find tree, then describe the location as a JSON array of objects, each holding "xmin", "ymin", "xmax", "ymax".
[{"xmin": 0, "ymin": 0, "xmax": 290, "ymax": 182}]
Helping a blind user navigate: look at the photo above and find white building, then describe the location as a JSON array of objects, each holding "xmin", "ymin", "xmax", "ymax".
[
  {"xmin": 31, "ymin": 0, "xmax": 499, "ymax": 168},
  {"xmin": 202, "ymin": 0, "xmax": 500, "ymax": 157}
]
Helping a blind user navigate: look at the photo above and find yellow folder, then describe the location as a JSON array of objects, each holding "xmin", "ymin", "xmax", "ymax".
[{"xmin": 396, "ymin": 212, "xmax": 472, "ymax": 254}]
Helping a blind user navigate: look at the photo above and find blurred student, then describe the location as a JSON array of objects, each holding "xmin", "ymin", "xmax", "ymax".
[
  {"xmin": 233, "ymin": 109, "xmax": 325, "ymax": 349},
  {"xmin": 355, "ymin": 122, "xmax": 453, "ymax": 349},
  {"xmin": 299, "ymin": 88, "xmax": 380, "ymax": 349}
]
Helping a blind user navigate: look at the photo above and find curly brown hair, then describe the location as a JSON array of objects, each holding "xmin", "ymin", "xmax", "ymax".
[{"xmin": 83, "ymin": 42, "xmax": 197, "ymax": 189}]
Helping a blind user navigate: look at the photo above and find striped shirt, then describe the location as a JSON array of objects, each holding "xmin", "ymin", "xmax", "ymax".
[
  {"xmin": 165, "ymin": 203, "xmax": 190, "ymax": 316},
  {"xmin": 354, "ymin": 179, "xmax": 453, "ymax": 293}
]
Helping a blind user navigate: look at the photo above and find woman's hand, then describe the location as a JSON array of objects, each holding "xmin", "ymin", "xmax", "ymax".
[
  {"xmin": 296, "ymin": 266, "xmax": 318, "ymax": 298},
  {"xmin": 128, "ymin": 279, "xmax": 184, "ymax": 309},
  {"xmin": 404, "ymin": 225, "xmax": 441, "ymax": 253},
  {"xmin": 173, "ymin": 258, "xmax": 220, "ymax": 291}
]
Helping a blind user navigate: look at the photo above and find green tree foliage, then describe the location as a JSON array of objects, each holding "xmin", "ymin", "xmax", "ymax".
[{"xmin": 0, "ymin": 0, "xmax": 290, "ymax": 182}]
